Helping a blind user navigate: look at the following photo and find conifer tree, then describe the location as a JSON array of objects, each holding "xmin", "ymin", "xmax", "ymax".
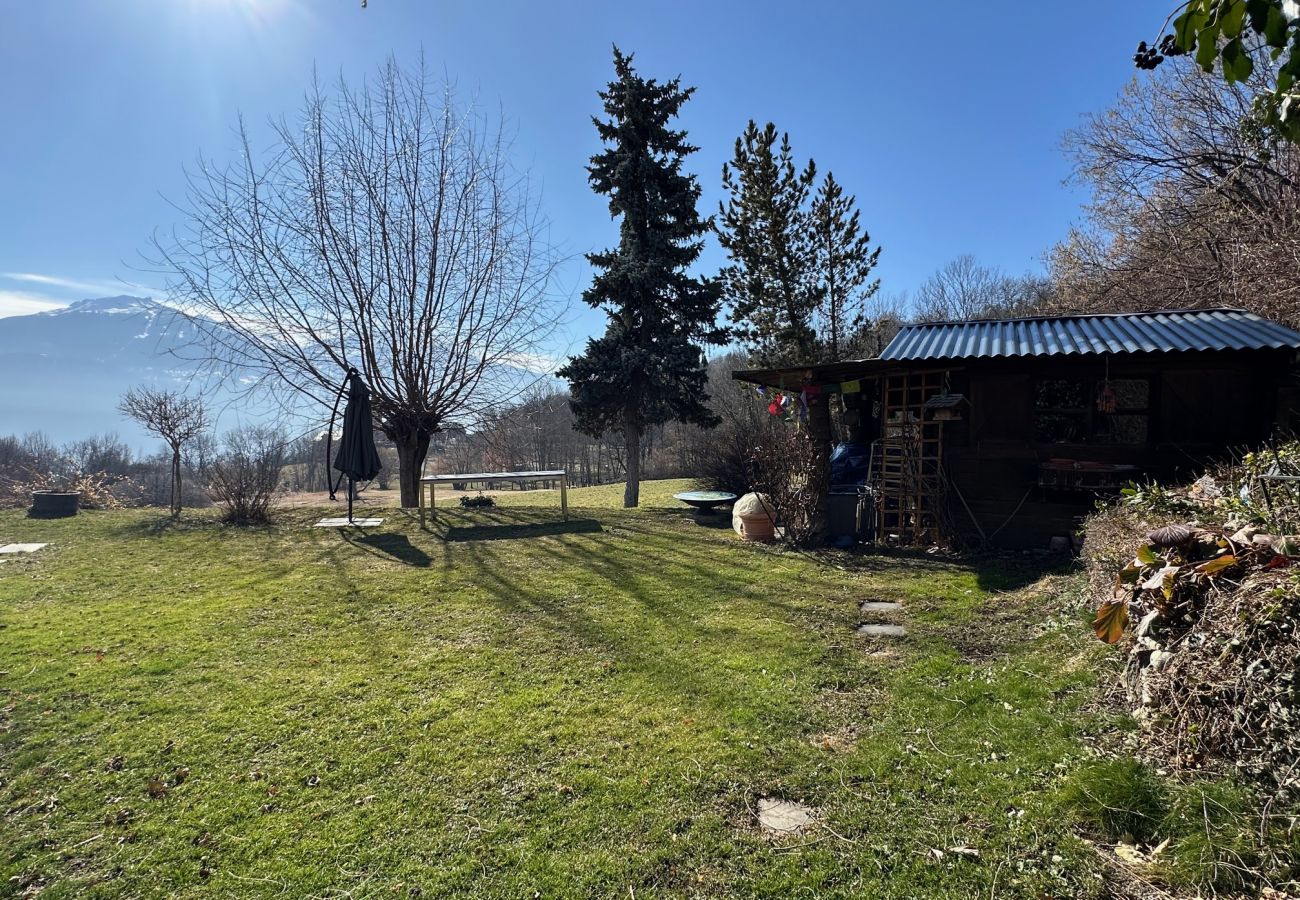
[
  {"xmin": 809, "ymin": 171, "xmax": 881, "ymax": 361},
  {"xmin": 716, "ymin": 121, "xmax": 818, "ymax": 366},
  {"xmin": 558, "ymin": 48, "xmax": 724, "ymax": 509}
]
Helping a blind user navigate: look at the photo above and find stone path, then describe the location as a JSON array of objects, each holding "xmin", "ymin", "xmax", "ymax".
[
  {"xmin": 857, "ymin": 622, "xmax": 908, "ymax": 638},
  {"xmin": 856, "ymin": 598, "xmax": 907, "ymax": 639},
  {"xmin": 859, "ymin": 600, "xmax": 902, "ymax": 614},
  {"xmin": 756, "ymin": 797, "xmax": 816, "ymax": 835},
  {"xmin": 752, "ymin": 597, "xmax": 909, "ymax": 839},
  {"xmin": 0, "ymin": 543, "xmax": 47, "ymax": 554}
]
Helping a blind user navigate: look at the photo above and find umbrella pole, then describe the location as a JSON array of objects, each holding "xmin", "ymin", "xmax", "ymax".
[
  {"xmin": 347, "ymin": 477, "xmax": 355, "ymax": 524},
  {"xmin": 324, "ymin": 371, "xmax": 351, "ymax": 502}
]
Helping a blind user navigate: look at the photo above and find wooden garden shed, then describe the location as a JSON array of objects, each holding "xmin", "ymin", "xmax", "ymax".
[{"xmin": 733, "ymin": 308, "xmax": 1300, "ymax": 549}]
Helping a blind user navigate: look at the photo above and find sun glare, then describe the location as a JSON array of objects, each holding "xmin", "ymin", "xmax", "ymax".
[{"xmin": 180, "ymin": 0, "xmax": 289, "ymax": 29}]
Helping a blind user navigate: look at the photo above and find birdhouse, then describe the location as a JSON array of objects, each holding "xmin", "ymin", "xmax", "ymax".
[{"xmin": 923, "ymin": 392, "xmax": 965, "ymax": 421}]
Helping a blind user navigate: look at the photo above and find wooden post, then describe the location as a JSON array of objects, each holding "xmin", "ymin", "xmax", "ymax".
[
  {"xmin": 807, "ymin": 394, "xmax": 833, "ymax": 545},
  {"xmin": 560, "ymin": 473, "xmax": 569, "ymax": 521}
]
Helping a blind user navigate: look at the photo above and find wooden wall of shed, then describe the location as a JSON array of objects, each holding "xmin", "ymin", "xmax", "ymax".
[{"xmin": 941, "ymin": 350, "xmax": 1296, "ymax": 549}]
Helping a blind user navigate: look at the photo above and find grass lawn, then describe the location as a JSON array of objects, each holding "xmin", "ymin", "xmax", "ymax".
[{"xmin": 1, "ymin": 478, "xmax": 1118, "ymax": 898}]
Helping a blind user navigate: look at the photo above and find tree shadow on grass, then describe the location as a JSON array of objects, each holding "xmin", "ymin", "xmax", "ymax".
[
  {"xmin": 444, "ymin": 519, "xmax": 603, "ymax": 542},
  {"xmin": 341, "ymin": 531, "xmax": 434, "ymax": 567},
  {"xmin": 108, "ymin": 513, "xmax": 235, "ymax": 538},
  {"xmin": 416, "ymin": 506, "xmax": 604, "ymax": 543},
  {"xmin": 970, "ymin": 553, "xmax": 1076, "ymax": 593},
  {"xmin": 435, "ymin": 520, "xmax": 831, "ymax": 723},
  {"xmin": 820, "ymin": 544, "xmax": 1076, "ymax": 594}
]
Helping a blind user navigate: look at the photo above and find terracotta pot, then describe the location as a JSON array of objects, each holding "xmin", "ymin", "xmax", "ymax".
[{"xmin": 732, "ymin": 492, "xmax": 776, "ymax": 542}]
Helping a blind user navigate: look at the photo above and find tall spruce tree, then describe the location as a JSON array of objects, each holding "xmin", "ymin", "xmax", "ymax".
[
  {"xmin": 716, "ymin": 121, "xmax": 818, "ymax": 366},
  {"xmin": 809, "ymin": 171, "xmax": 881, "ymax": 361},
  {"xmin": 558, "ymin": 48, "xmax": 724, "ymax": 509}
]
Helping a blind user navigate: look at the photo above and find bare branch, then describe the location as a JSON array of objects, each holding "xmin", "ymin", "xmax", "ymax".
[{"xmin": 149, "ymin": 57, "xmax": 565, "ymax": 505}]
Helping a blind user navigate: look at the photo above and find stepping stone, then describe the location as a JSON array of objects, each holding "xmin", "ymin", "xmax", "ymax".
[
  {"xmin": 756, "ymin": 798, "xmax": 816, "ymax": 835},
  {"xmin": 0, "ymin": 543, "xmax": 47, "ymax": 554},
  {"xmin": 859, "ymin": 600, "xmax": 902, "ymax": 614},
  {"xmin": 857, "ymin": 623, "xmax": 908, "ymax": 638},
  {"xmin": 314, "ymin": 518, "xmax": 385, "ymax": 528}
]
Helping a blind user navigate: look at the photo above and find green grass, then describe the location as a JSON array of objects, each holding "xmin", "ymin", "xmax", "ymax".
[{"xmin": 3, "ymin": 480, "xmax": 1118, "ymax": 897}]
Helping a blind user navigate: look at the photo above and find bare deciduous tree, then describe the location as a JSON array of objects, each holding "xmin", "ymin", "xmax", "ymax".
[
  {"xmin": 118, "ymin": 387, "xmax": 208, "ymax": 517},
  {"xmin": 913, "ymin": 255, "xmax": 1053, "ymax": 323},
  {"xmin": 152, "ymin": 58, "xmax": 563, "ymax": 507},
  {"xmin": 1051, "ymin": 54, "xmax": 1300, "ymax": 326}
]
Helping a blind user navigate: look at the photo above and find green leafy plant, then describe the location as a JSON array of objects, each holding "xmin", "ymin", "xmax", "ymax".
[
  {"xmin": 459, "ymin": 494, "xmax": 495, "ymax": 509},
  {"xmin": 1138, "ymin": 1, "xmax": 1300, "ymax": 141},
  {"xmin": 1092, "ymin": 526, "xmax": 1246, "ymax": 644}
]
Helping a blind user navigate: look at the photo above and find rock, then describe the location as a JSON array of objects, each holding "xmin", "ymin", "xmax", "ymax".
[
  {"xmin": 0, "ymin": 544, "xmax": 47, "ymax": 554},
  {"xmin": 859, "ymin": 601, "xmax": 902, "ymax": 614},
  {"xmin": 1191, "ymin": 474, "xmax": 1221, "ymax": 500},
  {"xmin": 1149, "ymin": 650, "xmax": 1174, "ymax": 672},
  {"xmin": 756, "ymin": 798, "xmax": 815, "ymax": 835},
  {"xmin": 857, "ymin": 624, "xmax": 907, "ymax": 638},
  {"xmin": 1134, "ymin": 609, "xmax": 1161, "ymax": 639},
  {"xmin": 1114, "ymin": 842, "xmax": 1147, "ymax": 864},
  {"xmin": 1231, "ymin": 525, "xmax": 1261, "ymax": 544}
]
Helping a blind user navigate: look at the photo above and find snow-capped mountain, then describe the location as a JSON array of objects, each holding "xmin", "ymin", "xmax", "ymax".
[{"xmin": 0, "ymin": 296, "xmax": 214, "ymax": 445}]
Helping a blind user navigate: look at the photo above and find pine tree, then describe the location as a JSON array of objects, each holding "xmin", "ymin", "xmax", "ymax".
[
  {"xmin": 809, "ymin": 171, "xmax": 881, "ymax": 361},
  {"xmin": 716, "ymin": 121, "xmax": 818, "ymax": 366},
  {"xmin": 558, "ymin": 48, "xmax": 724, "ymax": 509}
]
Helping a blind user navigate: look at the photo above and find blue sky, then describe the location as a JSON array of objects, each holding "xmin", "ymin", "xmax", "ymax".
[{"xmin": 0, "ymin": 0, "xmax": 1167, "ymax": 350}]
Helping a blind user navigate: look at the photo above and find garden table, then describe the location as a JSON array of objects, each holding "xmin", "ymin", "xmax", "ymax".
[{"xmin": 419, "ymin": 470, "xmax": 568, "ymax": 525}]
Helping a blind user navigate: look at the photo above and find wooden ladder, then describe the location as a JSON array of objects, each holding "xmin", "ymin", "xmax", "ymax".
[{"xmin": 871, "ymin": 370, "xmax": 949, "ymax": 545}]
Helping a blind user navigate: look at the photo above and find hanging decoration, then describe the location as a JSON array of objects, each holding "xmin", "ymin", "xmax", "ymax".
[
  {"xmin": 767, "ymin": 393, "xmax": 793, "ymax": 417},
  {"xmin": 754, "ymin": 372, "xmax": 878, "ymax": 426},
  {"xmin": 1096, "ymin": 355, "xmax": 1117, "ymax": 413}
]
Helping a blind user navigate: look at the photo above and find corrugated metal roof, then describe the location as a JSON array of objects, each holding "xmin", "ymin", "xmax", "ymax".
[{"xmin": 879, "ymin": 308, "xmax": 1300, "ymax": 361}]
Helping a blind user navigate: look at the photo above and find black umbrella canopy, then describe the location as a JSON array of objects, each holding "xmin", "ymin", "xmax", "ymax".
[{"xmin": 333, "ymin": 371, "xmax": 382, "ymax": 482}]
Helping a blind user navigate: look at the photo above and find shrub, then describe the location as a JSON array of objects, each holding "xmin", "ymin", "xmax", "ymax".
[
  {"xmin": 207, "ymin": 426, "xmax": 286, "ymax": 525},
  {"xmin": 743, "ymin": 424, "xmax": 826, "ymax": 547},
  {"xmin": 459, "ymin": 494, "xmax": 495, "ymax": 508}
]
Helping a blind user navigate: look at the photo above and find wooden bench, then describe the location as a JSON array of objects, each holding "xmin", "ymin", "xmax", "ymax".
[{"xmin": 418, "ymin": 470, "xmax": 568, "ymax": 525}]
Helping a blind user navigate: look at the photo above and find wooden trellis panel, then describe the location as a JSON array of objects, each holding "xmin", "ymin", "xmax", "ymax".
[{"xmin": 872, "ymin": 370, "xmax": 950, "ymax": 545}]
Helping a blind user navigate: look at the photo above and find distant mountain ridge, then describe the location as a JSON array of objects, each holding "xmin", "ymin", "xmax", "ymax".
[{"xmin": 0, "ymin": 295, "xmax": 211, "ymax": 446}]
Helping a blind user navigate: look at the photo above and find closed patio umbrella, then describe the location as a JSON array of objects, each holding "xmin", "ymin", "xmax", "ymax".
[{"xmin": 329, "ymin": 368, "xmax": 382, "ymax": 523}]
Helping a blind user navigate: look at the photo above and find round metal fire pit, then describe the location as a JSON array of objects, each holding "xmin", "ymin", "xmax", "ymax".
[{"xmin": 30, "ymin": 490, "xmax": 81, "ymax": 518}]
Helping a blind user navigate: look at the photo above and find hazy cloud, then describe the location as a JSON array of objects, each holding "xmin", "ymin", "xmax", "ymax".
[
  {"xmin": 501, "ymin": 350, "xmax": 563, "ymax": 374},
  {"xmin": 0, "ymin": 271, "xmax": 160, "ymax": 319},
  {"xmin": 3, "ymin": 271, "xmax": 149, "ymax": 298},
  {"xmin": 0, "ymin": 290, "xmax": 67, "ymax": 318}
]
